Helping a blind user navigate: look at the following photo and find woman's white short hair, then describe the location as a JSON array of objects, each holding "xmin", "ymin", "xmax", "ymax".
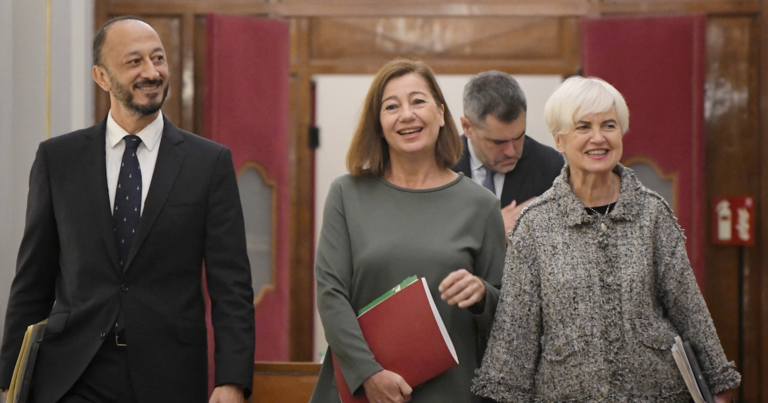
[{"xmin": 544, "ymin": 76, "xmax": 629, "ymax": 136}]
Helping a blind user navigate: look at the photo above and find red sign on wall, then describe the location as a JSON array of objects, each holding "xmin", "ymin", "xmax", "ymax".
[{"xmin": 712, "ymin": 196, "xmax": 755, "ymax": 246}]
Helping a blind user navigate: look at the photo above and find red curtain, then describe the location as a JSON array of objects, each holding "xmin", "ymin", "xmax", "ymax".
[{"xmin": 204, "ymin": 12, "xmax": 291, "ymax": 382}]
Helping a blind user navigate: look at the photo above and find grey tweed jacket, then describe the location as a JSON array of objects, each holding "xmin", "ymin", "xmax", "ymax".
[{"xmin": 472, "ymin": 164, "xmax": 740, "ymax": 403}]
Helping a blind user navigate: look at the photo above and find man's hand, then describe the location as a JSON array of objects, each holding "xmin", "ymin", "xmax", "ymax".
[
  {"xmin": 439, "ymin": 269, "xmax": 486, "ymax": 309},
  {"xmin": 500, "ymin": 197, "xmax": 536, "ymax": 234},
  {"xmin": 714, "ymin": 389, "xmax": 733, "ymax": 403},
  {"xmin": 362, "ymin": 370, "xmax": 412, "ymax": 403},
  {"xmin": 209, "ymin": 384, "xmax": 244, "ymax": 403},
  {"xmin": 2, "ymin": 388, "xmax": 8, "ymax": 402}
]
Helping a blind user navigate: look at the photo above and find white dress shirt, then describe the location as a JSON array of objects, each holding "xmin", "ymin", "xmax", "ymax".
[
  {"xmin": 106, "ymin": 111, "xmax": 163, "ymax": 214},
  {"xmin": 467, "ymin": 139, "xmax": 505, "ymax": 199}
]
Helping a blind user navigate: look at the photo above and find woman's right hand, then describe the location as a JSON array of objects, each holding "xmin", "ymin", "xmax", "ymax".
[{"xmin": 362, "ymin": 370, "xmax": 413, "ymax": 403}]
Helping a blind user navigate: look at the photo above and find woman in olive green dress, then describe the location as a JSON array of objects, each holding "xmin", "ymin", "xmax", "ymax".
[{"xmin": 310, "ymin": 59, "xmax": 506, "ymax": 403}]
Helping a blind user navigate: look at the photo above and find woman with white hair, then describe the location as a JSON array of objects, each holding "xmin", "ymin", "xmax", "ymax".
[{"xmin": 471, "ymin": 76, "xmax": 740, "ymax": 402}]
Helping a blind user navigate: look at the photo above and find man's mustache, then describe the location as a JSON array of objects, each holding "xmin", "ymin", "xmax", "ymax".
[{"xmin": 133, "ymin": 79, "xmax": 164, "ymax": 88}]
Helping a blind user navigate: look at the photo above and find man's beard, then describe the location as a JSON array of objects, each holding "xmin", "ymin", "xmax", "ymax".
[{"xmin": 109, "ymin": 72, "xmax": 169, "ymax": 116}]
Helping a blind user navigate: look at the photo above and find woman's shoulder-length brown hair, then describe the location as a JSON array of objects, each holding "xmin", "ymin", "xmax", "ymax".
[{"xmin": 346, "ymin": 59, "xmax": 463, "ymax": 177}]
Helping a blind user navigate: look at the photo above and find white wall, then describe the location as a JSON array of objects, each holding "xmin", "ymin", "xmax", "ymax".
[
  {"xmin": 51, "ymin": 0, "xmax": 95, "ymax": 135},
  {"xmin": 0, "ymin": 0, "xmax": 48, "ymax": 353},
  {"xmin": 0, "ymin": 0, "xmax": 93, "ymax": 350},
  {"xmin": 313, "ymin": 76, "xmax": 374, "ymax": 361},
  {"xmin": 0, "ymin": 0, "xmax": 16, "ymax": 353},
  {"xmin": 312, "ymin": 74, "xmax": 562, "ymax": 361}
]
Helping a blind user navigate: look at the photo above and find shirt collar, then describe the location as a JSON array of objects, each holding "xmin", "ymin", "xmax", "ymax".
[
  {"xmin": 467, "ymin": 138, "xmax": 485, "ymax": 173},
  {"xmin": 106, "ymin": 111, "xmax": 164, "ymax": 151}
]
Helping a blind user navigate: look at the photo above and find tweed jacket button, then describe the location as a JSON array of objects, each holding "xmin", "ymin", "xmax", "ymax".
[{"xmin": 554, "ymin": 345, "xmax": 563, "ymax": 355}]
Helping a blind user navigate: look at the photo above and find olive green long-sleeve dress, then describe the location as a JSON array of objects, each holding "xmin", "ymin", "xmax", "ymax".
[{"xmin": 310, "ymin": 173, "xmax": 506, "ymax": 403}]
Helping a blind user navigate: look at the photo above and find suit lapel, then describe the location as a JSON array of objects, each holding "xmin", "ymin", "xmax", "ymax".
[
  {"xmin": 500, "ymin": 170, "xmax": 518, "ymax": 207},
  {"xmin": 124, "ymin": 117, "xmax": 185, "ymax": 271},
  {"xmin": 84, "ymin": 118, "xmax": 122, "ymax": 272},
  {"xmin": 454, "ymin": 135, "xmax": 473, "ymax": 177},
  {"xmin": 499, "ymin": 136, "xmax": 534, "ymax": 207}
]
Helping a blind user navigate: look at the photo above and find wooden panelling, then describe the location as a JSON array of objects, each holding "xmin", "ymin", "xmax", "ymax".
[
  {"xmin": 97, "ymin": 0, "xmax": 759, "ymax": 17},
  {"xmin": 304, "ymin": 16, "xmax": 579, "ymax": 76},
  {"xmin": 289, "ymin": 17, "xmax": 302, "ymax": 68},
  {"xmin": 105, "ymin": 0, "xmax": 265, "ymax": 3},
  {"xmin": 310, "ymin": 17, "xmax": 562, "ymax": 60},
  {"xmin": 180, "ymin": 13, "xmax": 195, "ymax": 131},
  {"xmin": 147, "ymin": 16, "xmax": 183, "ymax": 127},
  {"xmin": 251, "ymin": 362, "xmax": 320, "ymax": 403},
  {"xmin": 599, "ymin": 0, "xmax": 760, "ymax": 14},
  {"xmin": 99, "ymin": 3, "xmax": 271, "ymax": 16},
  {"xmin": 758, "ymin": 0, "xmax": 768, "ymax": 401},
  {"xmin": 302, "ymin": 57, "xmax": 578, "ymax": 75},
  {"xmin": 281, "ymin": 0, "xmax": 580, "ymax": 3},
  {"xmin": 561, "ymin": 17, "xmax": 581, "ymax": 75},
  {"xmin": 704, "ymin": 16, "xmax": 760, "ymax": 402},
  {"xmin": 194, "ymin": 15, "xmax": 207, "ymax": 136},
  {"xmin": 288, "ymin": 17, "xmax": 316, "ymax": 362},
  {"xmin": 276, "ymin": 0, "xmax": 594, "ymax": 17},
  {"xmin": 272, "ymin": 2, "xmax": 594, "ymax": 17}
]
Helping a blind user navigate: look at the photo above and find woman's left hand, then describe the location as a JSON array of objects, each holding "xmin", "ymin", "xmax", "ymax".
[
  {"xmin": 439, "ymin": 269, "xmax": 486, "ymax": 309},
  {"xmin": 714, "ymin": 389, "xmax": 733, "ymax": 403}
]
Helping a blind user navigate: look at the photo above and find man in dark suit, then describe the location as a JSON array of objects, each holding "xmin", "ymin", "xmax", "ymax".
[
  {"xmin": 0, "ymin": 16, "xmax": 255, "ymax": 403},
  {"xmin": 453, "ymin": 71, "xmax": 564, "ymax": 234}
]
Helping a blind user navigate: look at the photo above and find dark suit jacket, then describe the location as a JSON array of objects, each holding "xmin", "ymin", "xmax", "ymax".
[
  {"xmin": 453, "ymin": 135, "xmax": 564, "ymax": 208},
  {"xmin": 0, "ymin": 116, "xmax": 255, "ymax": 403}
]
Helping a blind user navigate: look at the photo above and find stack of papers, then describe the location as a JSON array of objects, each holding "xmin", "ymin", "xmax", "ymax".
[{"xmin": 670, "ymin": 335, "xmax": 714, "ymax": 403}]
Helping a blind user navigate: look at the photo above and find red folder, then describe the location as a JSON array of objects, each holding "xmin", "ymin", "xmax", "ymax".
[{"xmin": 332, "ymin": 277, "xmax": 459, "ymax": 403}]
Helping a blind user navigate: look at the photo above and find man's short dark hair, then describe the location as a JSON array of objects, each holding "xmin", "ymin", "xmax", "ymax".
[
  {"xmin": 92, "ymin": 15, "xmax": 146, "ymax": 67},
  {"xmin": 463, "ymin": 71, "xmax": 527, "ymax": 126}
]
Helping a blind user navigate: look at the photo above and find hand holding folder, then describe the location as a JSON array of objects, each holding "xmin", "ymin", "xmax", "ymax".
[
  {"xmin": 671, "ymin": 336, "xmax": 714, "ymax": 403},
  {"xmin": 333, "ymin": 277, "xmax": 459, "ymax": 403},
  {"xmin": 359, "ymin": 369, "xmax": 413, "ymax": 402},
  {"xmin": 7, "ymin": 320, "xmax": 47, "ymax": 403}
]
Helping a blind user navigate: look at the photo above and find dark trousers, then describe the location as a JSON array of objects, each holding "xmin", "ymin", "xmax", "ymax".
[{"xmin": 56, "ymin": 335, "xmax": 137, "ymax": 403}]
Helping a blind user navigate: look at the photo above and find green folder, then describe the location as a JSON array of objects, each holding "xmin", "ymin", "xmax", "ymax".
[{"xmin": 358, "ymin": 275, "xmax": 419, "ymax": 316}]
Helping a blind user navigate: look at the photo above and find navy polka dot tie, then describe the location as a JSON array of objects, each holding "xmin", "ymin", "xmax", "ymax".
[{"xmin": 113, "ymin": 135, "xmax": 142, "ymax": 334}]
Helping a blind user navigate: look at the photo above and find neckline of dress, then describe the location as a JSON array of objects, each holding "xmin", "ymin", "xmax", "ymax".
[{"xmin": 376, "ymin": 172, "xmax": 464, "ymax": 193}]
